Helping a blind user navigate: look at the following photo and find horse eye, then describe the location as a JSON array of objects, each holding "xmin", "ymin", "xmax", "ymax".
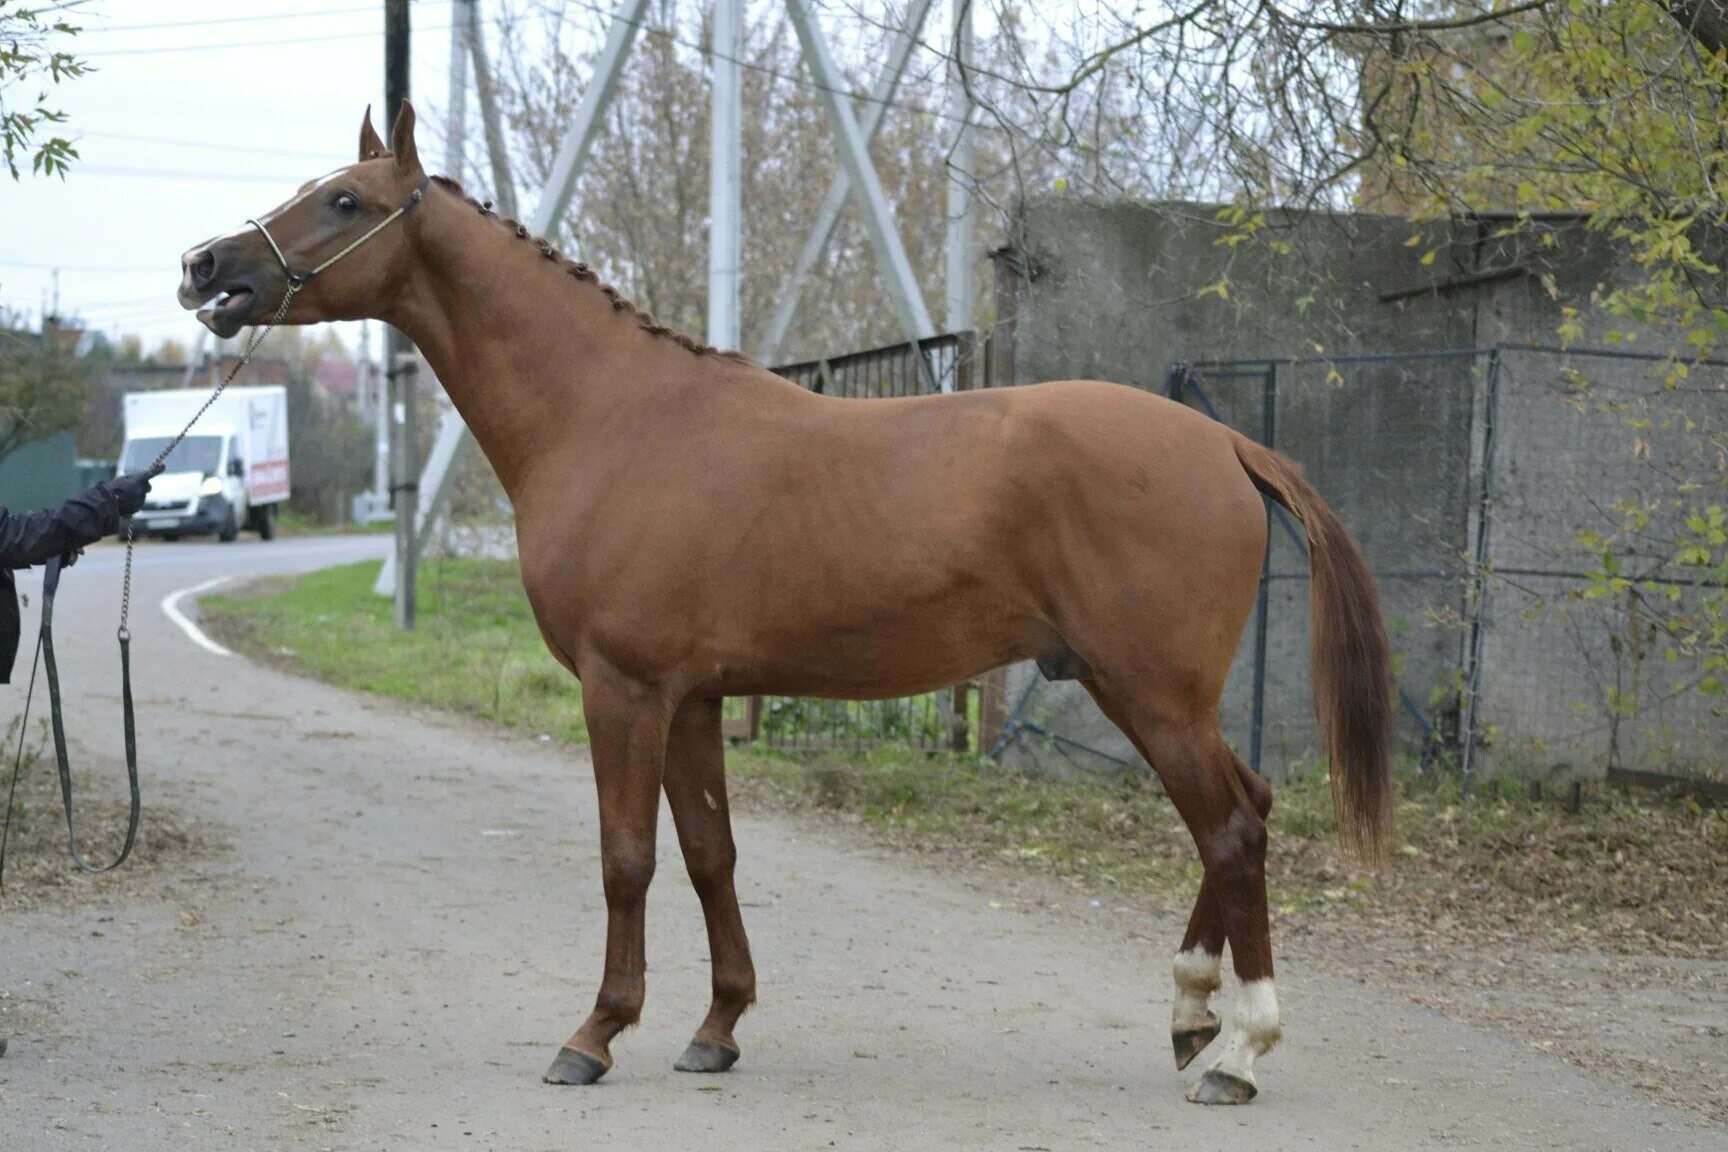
[{"xmin": 334, "ymin": 193, "xmax": 359, "ymax": 213}]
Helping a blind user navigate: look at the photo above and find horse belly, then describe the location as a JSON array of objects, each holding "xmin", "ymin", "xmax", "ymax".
[{"xmin": 715, "ymin": 580, "xmax": 1028, "ymax": 701}]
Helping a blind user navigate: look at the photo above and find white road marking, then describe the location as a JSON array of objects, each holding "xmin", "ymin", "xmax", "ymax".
[{"xmin": 161, "ymin": 575, "xmax": 238, "ymax": 657}]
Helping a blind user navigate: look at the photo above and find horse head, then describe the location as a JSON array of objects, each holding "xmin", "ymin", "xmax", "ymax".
[{"xmin": 178, "ymin": 103, "xmax": 428, "ymax": 338}]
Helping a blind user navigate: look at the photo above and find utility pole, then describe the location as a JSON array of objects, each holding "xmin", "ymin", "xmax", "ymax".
[
  {"xmin": 944, "ymin": 0, "xmax": 974, "ymax": 337},
  {"xmin": 708, "ymin": 0, "xmax": 741, "ymax": 350},
  {"xmin": 386, "ymin": 0, "xmax": 419, "ymax": 631}
]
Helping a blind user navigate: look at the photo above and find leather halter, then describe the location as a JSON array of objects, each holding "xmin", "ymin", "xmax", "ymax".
[{"xmin": 248, "ymin": 175, "xmax": 431, "ymax": 290}]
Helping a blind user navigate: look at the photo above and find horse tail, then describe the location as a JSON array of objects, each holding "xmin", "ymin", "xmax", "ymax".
[{"xmin": 1229, "ymin": 431, "xmax": 1393, "ymax": 864}]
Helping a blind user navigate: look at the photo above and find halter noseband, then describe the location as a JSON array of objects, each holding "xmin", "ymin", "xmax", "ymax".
[{"xmin": 248, "ymin": 175, "xmax": 431, "ymax": 292}]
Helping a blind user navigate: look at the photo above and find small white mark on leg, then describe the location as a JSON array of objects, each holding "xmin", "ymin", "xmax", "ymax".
[
  {"xmin": 703, "ymin": 789, "xmax": 719, "ymax": 811},
  {"xmin": 1172, "ymin": 947, "xmax": 1223, "ymax": 1032}
]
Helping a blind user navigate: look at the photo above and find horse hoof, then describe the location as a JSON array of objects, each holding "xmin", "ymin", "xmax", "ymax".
[
  {"xmin": 1172, "ymin": 1018, "xmax": 1222, "ymax": 1070},
  {"xmin": 1186, "ymin": 1068, "xmax": 1257, "ymax": 1105},
  {"xmin": 543, "ymin": 1045, "xmax": 610, "ymax": 1086},
  {"xmin": 674, "ymin": 1039, "xmax": 740, "ymax": 1074}
]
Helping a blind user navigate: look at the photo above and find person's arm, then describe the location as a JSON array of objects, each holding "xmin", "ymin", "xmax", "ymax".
[{"xmin": 0, "ymin": 473, "xmax": 155, "ymax": 570}]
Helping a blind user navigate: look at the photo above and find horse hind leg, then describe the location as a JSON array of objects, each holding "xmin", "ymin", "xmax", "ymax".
[
  {"xmin": 1147, "ymin": 723, "xmax": 1281, "ymax": 1104},
  {"xmin": 1081, "ymin": 681, "xmax": 1224, "ymax": 1070},
  {"xmin": 1171, "ymin": 753, "xmax": 1273, "ymax": 1074},
  {"xmin": 662, "ymin": 698, "xmax": 756, "ymax": 1073},
  {"xmin": 1083, "ymin": 681, "xmax": 1280, "ymax": 1104}
]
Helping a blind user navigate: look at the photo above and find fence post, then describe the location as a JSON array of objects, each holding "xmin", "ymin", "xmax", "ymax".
[
  {"xmin": 954, "ymin": 330, "xmax": 977, "ymax": 392},
  {"xmin": 990, "ymin": 248, "xmax": 1019, "ymax": 395},
  {"xmin": 950, "ymin": 680, "xmax": 971, "ymax": 751},
  {"xmin": 977, "ymin": 261, "xmax": 1021, "ymax": 758},
  {"xmin": 1460, "ymin": 347, "xmax": 1504, "ymax": 782},
  {"xmin": 978, "ymin": 671, "xmax": 1007, "ymax": 757}
]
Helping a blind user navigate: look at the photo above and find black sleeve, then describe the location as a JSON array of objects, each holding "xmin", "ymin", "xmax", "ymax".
[{"xmin": 0, "ymin": 484, "xmax": 120, "ymax": 570}]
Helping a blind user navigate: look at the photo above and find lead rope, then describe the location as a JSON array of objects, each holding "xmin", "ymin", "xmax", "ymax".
[{"xmin": 0, "ymin": 284, "xmax": 299, "ymax": 889}]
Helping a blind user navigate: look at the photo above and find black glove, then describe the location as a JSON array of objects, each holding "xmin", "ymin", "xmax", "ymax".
[{"xmin": 106, "ymin": 469, "xmax": 159, "ymax": 518}]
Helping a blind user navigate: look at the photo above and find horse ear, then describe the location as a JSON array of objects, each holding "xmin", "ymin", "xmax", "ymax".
[
  {"xmin": 389, "ymin": 99, "xmax": 422, "ymax": 177},
  {"xmin": 358, "ymin": 105, "xmax": 386, "ymax": 161}
]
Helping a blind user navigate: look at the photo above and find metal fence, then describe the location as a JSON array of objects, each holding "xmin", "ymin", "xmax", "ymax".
[
  {"xmin": 771, "ymin": 331, "xmax": 980, "ymax": 397},
  {"xmin": 722, "ymin": 331, "xmax": 990, "ymax": 754},
  {"xmin": 992, "ymin": 344, "xmax": 1728, "ymax": 793}
]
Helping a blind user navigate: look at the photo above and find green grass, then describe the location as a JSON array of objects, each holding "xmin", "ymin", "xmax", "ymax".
[
  {"xmin": 203, "ymin": 558, "xmax": 587, "ymax": 743},
  {"xmin": 205, "ymin": 556, "xmax": 1728, "ymax": 959}
]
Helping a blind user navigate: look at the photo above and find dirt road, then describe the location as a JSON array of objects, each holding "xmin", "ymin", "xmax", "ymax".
[{"xmin": 1, "ymin": 537, "xmax": 1718, "ymax": 1150}]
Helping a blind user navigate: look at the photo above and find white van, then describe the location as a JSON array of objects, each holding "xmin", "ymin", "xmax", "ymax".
[{"xmin": 120, "ymin": 386, "xmax": 290, "ymax": 542}]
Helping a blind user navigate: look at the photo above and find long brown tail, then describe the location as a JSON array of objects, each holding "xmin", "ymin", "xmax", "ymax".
[{"xmin": 1230, "ymin": 431, "xmax": 1394, "ymax": 863}]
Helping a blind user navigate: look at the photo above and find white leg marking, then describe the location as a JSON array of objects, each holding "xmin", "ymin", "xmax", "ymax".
[
  {"xmin": 1206, "ymin": 978, "xmax": 1282, "ymax": 1086},
  {"xmin": 1171, "ymin": 947, "xmax": 1222, "ymax": 1032}
]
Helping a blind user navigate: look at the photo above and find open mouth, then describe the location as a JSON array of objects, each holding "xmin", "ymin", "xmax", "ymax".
[{"xmin": 197, "ymin": 287, "xmax": 257, "ymax": 337}]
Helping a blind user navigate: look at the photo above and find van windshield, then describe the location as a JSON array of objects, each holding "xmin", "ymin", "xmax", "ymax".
[{"xmin": 121, "ymin": 435, "xmax": 223, "ymax": 476}]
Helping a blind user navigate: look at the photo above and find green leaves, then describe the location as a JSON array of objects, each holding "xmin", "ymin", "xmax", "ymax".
[{"xmin": 0, "ymin": 3, "xmax": 88, "ymax": 181}]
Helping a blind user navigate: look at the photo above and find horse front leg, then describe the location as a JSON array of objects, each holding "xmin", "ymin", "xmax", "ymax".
[
  {"xmin": 543, "ymin": 666, "xmax": 674, "ymax": 1086},
  {"xmin": 662, "ymin": 698, "xmax": 756, "ymax": 1073}
]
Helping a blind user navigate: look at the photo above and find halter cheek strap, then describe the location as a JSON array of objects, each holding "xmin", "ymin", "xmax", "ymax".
[{"xmin": 248, "ymin": 175, "xmax": 430, "ymax": 290}]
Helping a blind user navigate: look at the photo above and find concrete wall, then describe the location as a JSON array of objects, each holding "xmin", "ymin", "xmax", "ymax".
[{"xmin": 996, "ymin": 198, "xmax": 1725, "ymax": 781}]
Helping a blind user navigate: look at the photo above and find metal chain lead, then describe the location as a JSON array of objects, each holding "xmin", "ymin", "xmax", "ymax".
[{"xmin": 117, "ymin": 282, "xmax": 300, "ymax": 642}]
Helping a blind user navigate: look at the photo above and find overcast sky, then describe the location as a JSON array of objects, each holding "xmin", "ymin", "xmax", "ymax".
[{"xmin": 1, "ymin": 1, "xmax": 469, "ymax": 353}]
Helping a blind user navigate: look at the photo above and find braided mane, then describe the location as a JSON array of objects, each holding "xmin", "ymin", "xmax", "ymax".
[{"xmin": 429, "ymin": 174, "xmax": 752, "ymax": 365}]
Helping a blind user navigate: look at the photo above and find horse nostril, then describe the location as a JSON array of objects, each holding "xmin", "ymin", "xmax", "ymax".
[{"xmin": 189, "ymin": 250, "xmax": 217, "ymax": 290}]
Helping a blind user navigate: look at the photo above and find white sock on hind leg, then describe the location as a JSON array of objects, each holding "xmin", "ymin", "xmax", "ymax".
[
  {"xmin": 1172, "ymin": 947, "xmax": 1222, "ymax": 1031},
  {"xmin": 1208, "ymin": 978, "xmax": 1282, "ymax": 1085}
]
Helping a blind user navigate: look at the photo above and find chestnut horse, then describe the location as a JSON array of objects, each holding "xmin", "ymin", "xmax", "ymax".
[{"xmin": 178, "ymin": 104, "xmax": 1392, "ymax": 1107}]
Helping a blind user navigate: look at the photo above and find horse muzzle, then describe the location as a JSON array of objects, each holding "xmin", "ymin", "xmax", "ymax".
[{"xmin": 178, "ymin": 240, "xmax": 272, "ymax": 338}]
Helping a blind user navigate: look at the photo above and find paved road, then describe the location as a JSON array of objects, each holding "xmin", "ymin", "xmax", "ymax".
[{"xmin": 1, "ymin": 536, "xmax": 1719, "ymax": 1150}]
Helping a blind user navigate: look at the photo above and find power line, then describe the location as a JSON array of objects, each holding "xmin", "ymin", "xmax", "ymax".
[
  {"xmin": 0, "ymin": 259, "xmax": 163, "ymax": 273},
  {"xmin": 75, "ymin": 2, "xmax": 975, "ymax": 130},
  {"xmin": 523, "ymin": 0, "xmax": 978, "ymax": 131},
  {"xmin": 78, "ymin": 26, "xmax": 416, "ymax": 58},
  {"xmin": 75, "ymin": 129, "xmax": 334, "ymax": 161},
  {"xmin": 76, "ymin": 3, "xmax": 399, "ymax": 35},
  {"xmin": 64, "ymin": 163, "xmax": 310, "ymax": 184}
]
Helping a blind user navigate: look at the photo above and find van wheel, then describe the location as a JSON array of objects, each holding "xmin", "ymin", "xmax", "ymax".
[
  {"xmin": 256, "ymin": 504, "xmax": 277, "ymax": 541},
  {"xmin": 219, "ymin": 505, "xmax": 239, "ymax": 543}
]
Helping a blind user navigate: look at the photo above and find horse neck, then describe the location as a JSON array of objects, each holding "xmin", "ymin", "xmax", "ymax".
[{"xmin": 383, "ymin": 188, "xmax": 689, "ymax": 497}]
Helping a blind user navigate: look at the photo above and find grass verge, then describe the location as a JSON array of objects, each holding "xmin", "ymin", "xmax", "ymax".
[{"xmin": 202, "ymin": 558, "xmax": 586, "ymax": 744}]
